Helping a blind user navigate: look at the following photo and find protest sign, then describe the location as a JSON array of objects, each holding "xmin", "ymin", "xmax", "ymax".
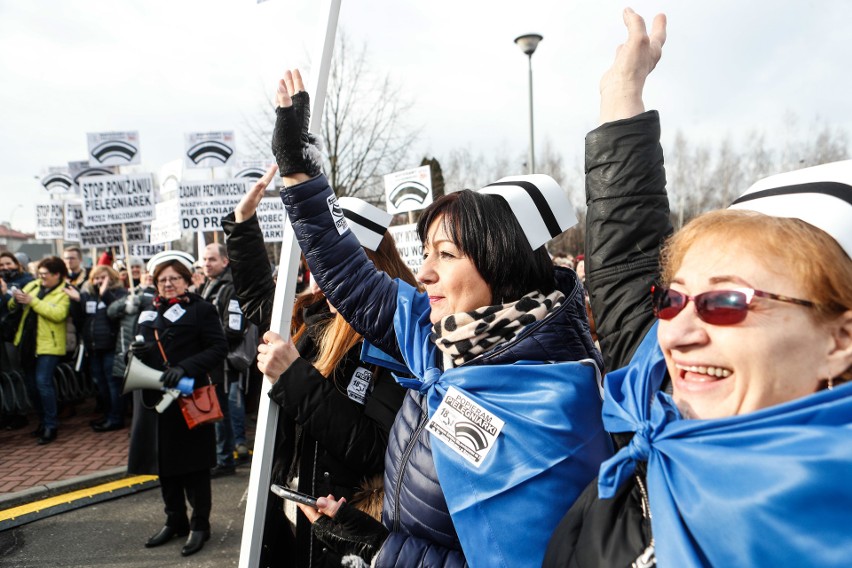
[
  {"xmin": 179, "ymin": 179, "xmax": 252, "ymax": 231},
  {"xmin": 383, "ymin": 165, "xmax": 433, "ymax": 214},
  {"xmin": 150, "ymin": 199, "xmax": 182, "ymax": 245},
  {"xmin": 389, "ymin": 223, "xmax": 423, "ymax": 274},
  {"xmin": 40, "ymin": 166, "xmax": 74, "ymax": 195},
  {"xmin": 257, "ymin": 197, "xmax": 285, "ymax": 242},
  {"xmin": 184, "ymin": 131, "xmax": 236, "ymax": 169},
  {"xmin": 129, "ymin": 243, "xmax": 165, "ymax": 258},
  {"xmin": 63, "ymin": 201, "xmax": 84, "ymax": 242},
  {"xmin": 79, "ymin": 222, "xmax": 149, "ymax": 248},
  {"xmin": 80, "ymin": 173, "xmax": 155, "ymax": 226},
  {"xmin": 87, "ymin": 131, "xmax": 141, "ymax": 167},
  {"xmin": 35, "ymin": 203, "xmax": 64, "ymax": 240}
]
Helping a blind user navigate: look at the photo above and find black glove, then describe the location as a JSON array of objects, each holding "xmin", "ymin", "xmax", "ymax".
[
  {"xmin": 271, "ymin": 91, "xmax": 323, "ymax": 178},
  {"xmin": 129, "ymin": 340, "xmax": 154, "ymax": 356},
  {"xmin": 311, "ymin": 502, "xmax": 389, "ymax": 563},
  {"xmin": 159, "ymin": 366, "xmax": 185, "ymax": 389}
]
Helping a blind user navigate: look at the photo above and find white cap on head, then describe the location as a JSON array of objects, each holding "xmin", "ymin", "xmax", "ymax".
[
  {"xmin": 337, "ymin": 197, "xmax": 393, "ymax": 251},
  {"xmin": 146, "ymin": 250, "xmax": 195, "ymax": 275},
  {"xmin": 478, "ymin": 174, "xmax": 577, "ymax": 250},
  {"xmin": 729, "ymin": 159, "xmax": 852, "ymax": 259}
]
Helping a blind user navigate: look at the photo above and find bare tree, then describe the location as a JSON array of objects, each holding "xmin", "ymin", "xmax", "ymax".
[{"xmin": 242, "ymin": 32, "xmax": 419, "ymax": 203}]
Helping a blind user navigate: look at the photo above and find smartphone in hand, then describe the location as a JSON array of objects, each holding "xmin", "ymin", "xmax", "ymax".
[{"xmin": 270, "ymin": 484, "xmax": 318, "ymax": 508}]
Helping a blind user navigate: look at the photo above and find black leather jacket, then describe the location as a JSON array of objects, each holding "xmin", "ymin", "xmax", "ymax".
[{"xmin": 544, "ymin": 110, "xmax": 672, "ymax": 567}]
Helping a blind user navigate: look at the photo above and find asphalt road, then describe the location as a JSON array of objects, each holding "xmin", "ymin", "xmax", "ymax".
[{"xmin": 0, "ymin": 471, "xmax": 253, "ymax": 568}]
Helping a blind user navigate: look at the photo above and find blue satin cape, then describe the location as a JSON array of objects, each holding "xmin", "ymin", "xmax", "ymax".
[
  {"xmin": 599, "ymin": 323, "xmax": 852, "ymax": 567},
  {"xmin": 392, "ymin": 281, "xmax": 612, "ymax": 568}
]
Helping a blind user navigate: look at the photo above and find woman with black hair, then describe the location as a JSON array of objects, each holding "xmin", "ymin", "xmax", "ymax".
[
  {"xmin": 7, "ymin": 256, "xmax": 70, "ymax": 444},
  {"xmin": 268, "ymin": 70, "xmax": 611, "ymax": 568}
]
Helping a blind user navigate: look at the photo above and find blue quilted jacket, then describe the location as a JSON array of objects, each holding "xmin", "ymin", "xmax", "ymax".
[{"xmin": 281, "ymin": 175, "xmax": 604, "ymax": 567}]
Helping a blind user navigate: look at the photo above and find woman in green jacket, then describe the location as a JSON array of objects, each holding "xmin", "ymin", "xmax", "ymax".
[{"xmin": 8, "ymin": 256, "xmax": 70, "ymax": 444}]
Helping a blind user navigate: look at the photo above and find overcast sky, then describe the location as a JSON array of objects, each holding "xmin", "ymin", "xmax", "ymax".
[{"xmin": 1, "ymin": 0, "xmax": 849, "ymax": 233}]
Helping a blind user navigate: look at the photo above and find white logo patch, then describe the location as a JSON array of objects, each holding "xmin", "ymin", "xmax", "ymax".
[
  {"xmin": 327, "ymin": 194, "xmax": 349, "ymax": 236},
  {"xmin": 228, "ymin": 313, "xmax": 242, "ymax": 331},
  {"xmin": 228, "ymin": 299, "xmax": 242, "ymax": 313},
  {"xmin": 427, "ymin": 386, "xmax": 505, "ymax": 468},
  {"xmin": 85, "ymin": 301, "xmax": 97, "ymax": 314},
  {"xmin": 163, "ymin": 304, "xmax": 186, "ymax": 322},
  {"xmin": 346, "ymin": 366, "xmax": 372, "ymax": 405},
  {"xmin": 138, "ymin": 310, "xmax": 157, "ymax": 324}
]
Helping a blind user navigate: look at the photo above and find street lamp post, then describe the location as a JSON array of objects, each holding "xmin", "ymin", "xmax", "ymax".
[{"xmin": 514, "ymin": 33, "xmax": 543, "ymax": 174}]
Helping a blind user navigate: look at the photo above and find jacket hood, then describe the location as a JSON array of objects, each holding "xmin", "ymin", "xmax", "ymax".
[{"xmin": 476, "ymin": 266, "xmax": 602, "ymax": 370}]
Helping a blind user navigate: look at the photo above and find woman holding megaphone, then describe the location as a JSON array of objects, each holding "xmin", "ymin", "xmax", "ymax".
[{"xmin": 126, "ymin": 251, "xmax": 228, "ymax": 558}]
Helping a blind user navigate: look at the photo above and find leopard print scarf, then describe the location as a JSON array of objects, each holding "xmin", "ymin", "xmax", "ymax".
[{"xmin": 431, "ymin": 289, "xmax": 564, "ymax": 369}]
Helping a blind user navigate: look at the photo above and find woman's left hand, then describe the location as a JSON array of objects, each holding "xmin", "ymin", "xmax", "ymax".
[
  {"xmin": 234, "ymin": 165, "xmax": 278, "ymax": 222},
  {"xmin": 256, "ymin": 330, "xmax": 301, "ymax": 382},
  {"xmin": 271, "ymin": 68, "xmax": 320, "ymax": 186}
]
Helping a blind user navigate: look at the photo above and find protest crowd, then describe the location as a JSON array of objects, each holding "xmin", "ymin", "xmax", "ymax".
[{"xmin": 3, "ymin": 7, "xmax": 852, "ymax": 567}]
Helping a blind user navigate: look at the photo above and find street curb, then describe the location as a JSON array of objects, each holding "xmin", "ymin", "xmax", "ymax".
[{"xmin": 0, "ymin": 466, "xmax": 130, "ymax": 511}]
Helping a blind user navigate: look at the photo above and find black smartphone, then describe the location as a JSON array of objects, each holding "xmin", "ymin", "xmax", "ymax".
[{"xmin": 270, "ymin": 484, "xmax": 318, "ymax": 507}]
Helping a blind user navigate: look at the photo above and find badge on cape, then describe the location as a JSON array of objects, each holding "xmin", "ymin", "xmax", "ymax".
[
  {"xmin": 427, "ymin": 386, "xmax": 505, "ymax": 467},
  {"xmin": 163, "ymin": 304, "xmax": 186, "ymax": 322}
]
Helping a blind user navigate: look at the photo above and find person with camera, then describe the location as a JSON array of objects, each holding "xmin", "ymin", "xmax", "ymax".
[
  {"xmin": 126, "ymin": 250, "xmax": 227, "ymax": 557},
  {"xmin": 7, "ymin": 256, "xmax": 70, "ymax": 444}
]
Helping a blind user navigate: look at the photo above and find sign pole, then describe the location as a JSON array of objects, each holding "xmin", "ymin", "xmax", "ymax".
[
  {"xmin": 120, "ymin": 223, "xmax": 136, "ymax": 297},
  {"xmin": 238, "ymin": 1, "xmax": 341, "ymax": 565}
]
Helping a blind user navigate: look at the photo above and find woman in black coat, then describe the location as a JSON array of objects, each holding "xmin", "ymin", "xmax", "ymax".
[{"xmin": 127, "ymin": 251, "xmax": 228, "ymax": 558}]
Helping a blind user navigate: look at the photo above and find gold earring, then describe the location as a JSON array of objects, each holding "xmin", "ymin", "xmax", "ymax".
[{"xmin": 828, "ymin": 376, "xmax": 834, "ymax": 390}]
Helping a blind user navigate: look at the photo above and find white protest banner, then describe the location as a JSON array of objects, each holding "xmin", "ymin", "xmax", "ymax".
[
  {"xmin": 257, "ymin": 197, "xmax": 285, "ymax": 242},
  {"xmin": 63, "ymin": 201, "xmax": 84, "ymax": 242},
  {"xmin": 159, "ymin": 159, "xmax": 183, "ymax": 201},
  {"xmin": 389, "ymin": 223, "xmax": 423, "ymax": 274},
  {"xmin": 40, "ymin": 167, "xmax": 74, "ymax": 195},
  {"xmin": 150, "ymin": 199, "xmax": 182, "ymax": 245},
  {"xmin": 184, "ymin": 131, "xmax": 236, "ymax": 169},
  {"xmin": 79, "ymin": 222, "xmax": 149, "ymax": 248},
  {"xmin": 129, "ymin": 243, "xmax": 166, "ymax": 258},
  {"xmin": 35, "ymin": 203, "xmax": 64, "ymax": 240},
  {"xmin": 383, "ymin": 164, "xmax": 433, "ymax": 214},
  {"xmin": 179, "ymin": 179, "xmax": 252, "ymax": 232},
  {"xmin": 80, "ymin": 173, "xmax": 155, "ymax": 226},
  {"xmin": 87, "ymin": 131, "xmax": 141, "ymax": 167}
]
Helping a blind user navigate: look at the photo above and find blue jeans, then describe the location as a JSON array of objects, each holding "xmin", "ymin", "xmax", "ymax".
[
  {"xmin": 25, "ymin": 355, "xmax": 61, "ymax": 429},
  {"xmin": 214, "ymin": 383, "xmax": 235, "ymax": 467},
  {"xmin": 228, "ymin": 382, "xmax": 246, "ymax": 446},
  {"xmin": 90, "ymin": 350, "xmax": 121, "ymax": 425}
]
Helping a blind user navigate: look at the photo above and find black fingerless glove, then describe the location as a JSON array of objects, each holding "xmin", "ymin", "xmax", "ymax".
[
  {"xmin": 159, "ymin": 366, "xmax": 185, "ymax": 389},
  {"xmin": 271, "ymin": 91, "xmax": 323, "ymax": 178},
  {"xmin": 311, "ymin": 502, "xmax": 389, "ymax": 563}
]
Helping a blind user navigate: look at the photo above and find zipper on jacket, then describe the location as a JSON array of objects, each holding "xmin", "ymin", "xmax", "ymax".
[
  {"xmin": 392, "ymin": 399, "xmax": 428, "ymax": 533},
  {"xmin": 633, "ymin": 473, "xmax": 656, "ymax": 568}
]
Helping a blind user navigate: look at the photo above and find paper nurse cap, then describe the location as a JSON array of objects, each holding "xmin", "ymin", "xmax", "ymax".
[
  {"xmin": 729, "ymin": 159, "xmax": 852, "ymax": 259},
  {"xmin": 478, "ymin": 174, "xmax": 577, "ymax": 250},
  {"xmin": 337, "ymin": 197, "xmax": 393, "ymax": 251},
  {"xmin": 146, "ymin": 250, "xmax": 196, "ymax": 274}
]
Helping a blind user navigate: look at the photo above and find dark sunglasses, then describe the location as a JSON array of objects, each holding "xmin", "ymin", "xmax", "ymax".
[{"xmin": 651, "ymin": 285, "xmax": 815, "ymax": 325}]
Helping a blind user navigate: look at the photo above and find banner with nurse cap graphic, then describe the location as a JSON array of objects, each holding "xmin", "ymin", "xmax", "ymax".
[
  {"xmin": 730, "ymin": 159, "xmax": 852, "ymax": 259},
  {"xmin": 479, "ymin": 174, "xmax": 577, "ymax": 250}
]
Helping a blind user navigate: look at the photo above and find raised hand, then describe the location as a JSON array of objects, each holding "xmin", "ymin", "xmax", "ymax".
[
  {"xmin": 271, "ymin": 69, "xmax": 323, "ymax": 182},
  {"xmin": 235, "ymin": 165, "xmax": 278, "ymax": 222},
  {"xmin": 257, "ymin": 330, "xmax": 301, "ymax": 382},
  {"xmin": 599, "ymin": 8, "xmax": 667, "ymax": 123}
]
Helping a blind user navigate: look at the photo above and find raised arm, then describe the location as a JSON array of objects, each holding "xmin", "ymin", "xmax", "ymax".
[
  {"xmin": 271, "ymin": 69, "xmax": 402, "ymax": 357},
  {"xmin": 586, "ymin": 8, "xmax": 672, "ymax": 372}
]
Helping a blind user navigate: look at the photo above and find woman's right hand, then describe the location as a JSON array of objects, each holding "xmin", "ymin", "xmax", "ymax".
[
  {"xmin": 234, "ymin": 164, "xmax": 278, "ymax": 222},
  {"xmin": 271, "ymin": 69, "xmax": 322, "ymax": 187},
  {"xmin": 599, "ymin": 8, "xmax": 667, "ymax": 123},
  {"xmin": 257, "ymin": 330, "xmax": 301, "ymax": 382},
  {"xmin": 63, "ymin": 285, "xmax": 81, "ymax": 302}
]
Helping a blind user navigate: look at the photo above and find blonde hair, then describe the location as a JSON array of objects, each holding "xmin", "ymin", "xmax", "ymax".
[
  {"xmin": 662, "ymin": 209, "xmax": 852, "ymax": 384},
  {"xmin": 88, "ymin": 265, "xmax": 122, "ymax": 288},
  {"xmin": 293, "ymin": 231, "xmax": 418, "ymax": 384}
]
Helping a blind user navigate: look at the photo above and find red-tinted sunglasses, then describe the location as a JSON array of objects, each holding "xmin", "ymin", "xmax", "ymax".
[{"xmin": 651, "ymin": 285, "xmax": 815, "ymax": 325}]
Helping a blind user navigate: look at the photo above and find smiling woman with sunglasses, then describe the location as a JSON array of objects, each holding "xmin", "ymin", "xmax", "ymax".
[{"xmin": 544, "ymin": 9, "xmax": 852, "ymax": 568}]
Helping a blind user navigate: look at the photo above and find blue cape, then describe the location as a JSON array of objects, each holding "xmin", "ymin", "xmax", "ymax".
[
  {"xmin": 599, "ymin": 323, "xmax": 852, "ymax": 567},
  {"xmin": 393, "ymin": 282, "xmax": 612, "ymax": 568}
]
